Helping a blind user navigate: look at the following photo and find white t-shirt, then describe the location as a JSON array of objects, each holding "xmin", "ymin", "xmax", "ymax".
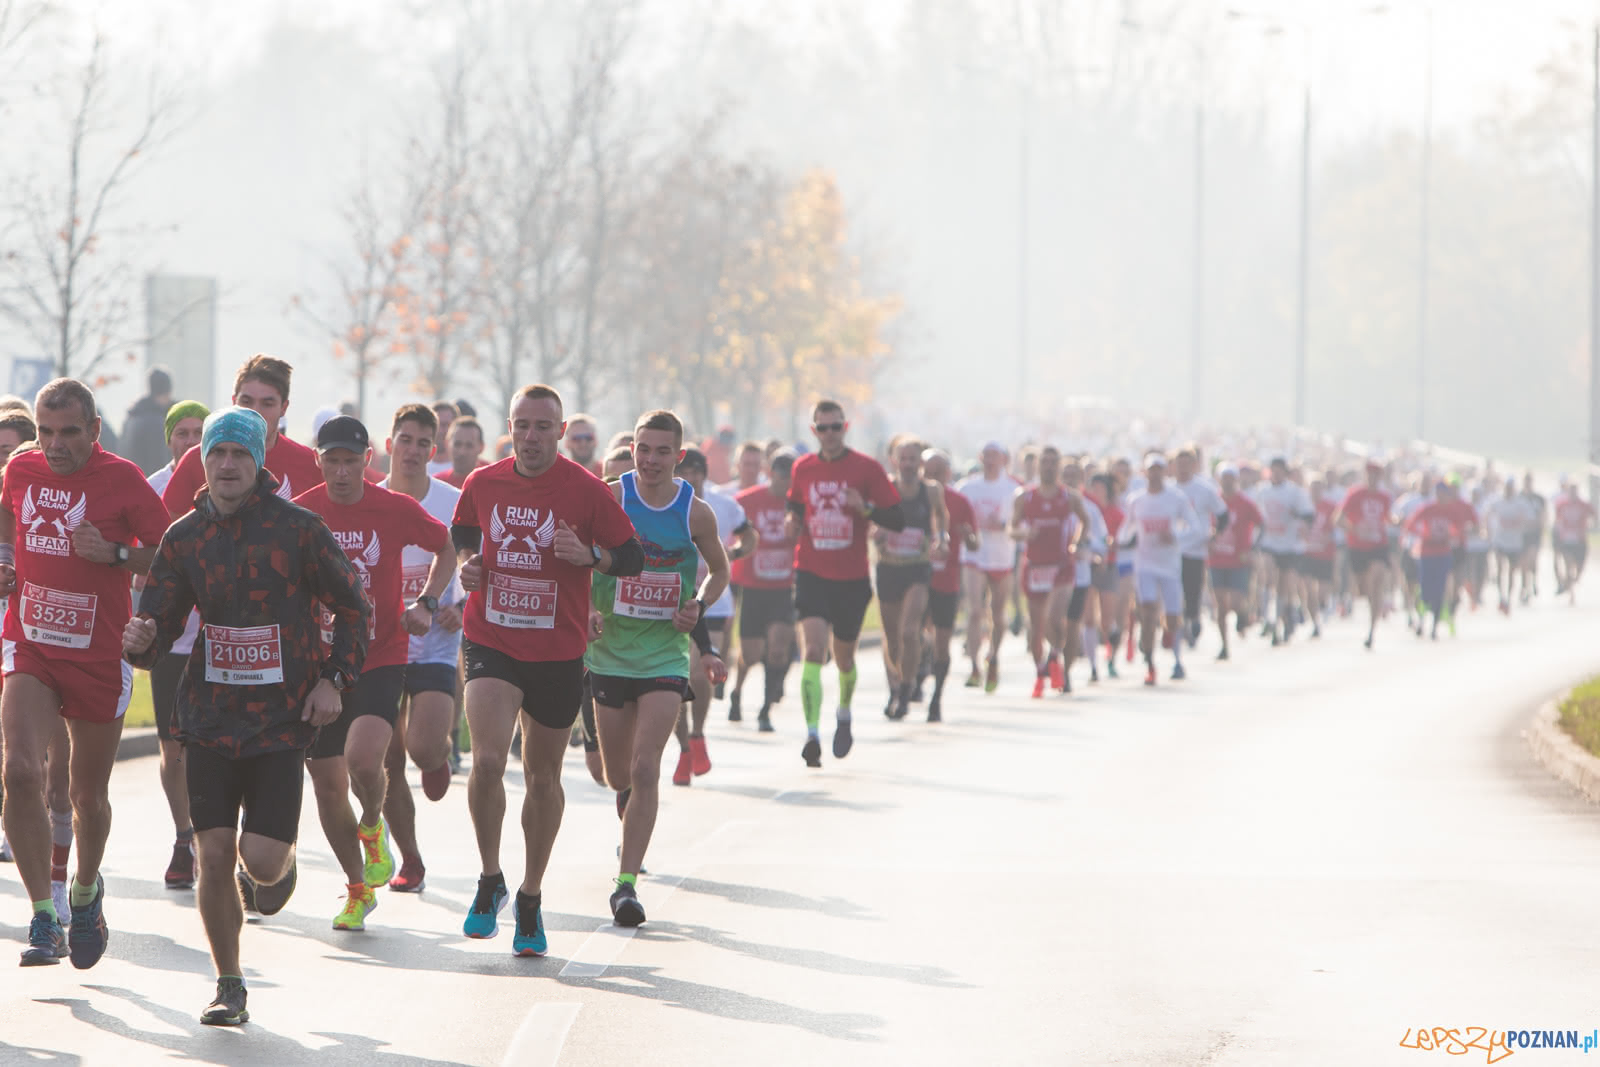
[
  {"xmin": 381, "ymin": 476, "xmax": 465, "ymax": 665},
  {"xmin": 1254, "ymin": 481, "xmax": 1314, "ymax": 554},
  {"xmin": 1175, "ymin": 477, "xmax": 1227, "ymax": 560},
  {"xmin": 1487, "ymin": 495, "xmax": 1536, "ymax": 551},
  {"xmin": 147, "ymin": 462, "xmax": 201, "ymax": 656},
  {"xmin": 700, "ymin": 485, "xmax": 749, "ymax": 619},
  {"xmin": 957, "ymin": 474, "xmax": 1020, "ymax": 571},
  {"xmin": 1117, "ymin": 487, "xmax": 1201, "ymax": 579}
]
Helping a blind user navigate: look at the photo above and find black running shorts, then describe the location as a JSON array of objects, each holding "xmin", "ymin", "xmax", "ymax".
[
  {"xmin": 462, "ymin": 641, "xmax": 585, "ymax": 731},
  {"xmin": 308, "ymin": 664, "xmax": 407, "ymax": 760},
  {"xmin": 875, "ymin": 562, "xmax": 932, "ymax": 605},
  {"xmin": 927, "ymin": 589, "xmax": 958, "ymax": 630},
  {"xmin": 793, "ymin": 571, "xmax": 874, "ymax": 644},
  {"xmin": 186, "ymin": 744, "xmax": 305, "ymax": 844},
  {"xmin": 403, "ymin": 662, "xmax": 458, "ymax": 698},
  {"xmin": 739, "ymin": 585, "xmax": 795, "ymax": 639},
  {"xmin": 589, "ymin": 673, "xmax": 690, "ymax": 707}
]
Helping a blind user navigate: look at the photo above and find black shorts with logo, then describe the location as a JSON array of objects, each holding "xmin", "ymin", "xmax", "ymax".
[
  {"xmin": 793, "ymin": 571, "xmax": 874, "ymax": 644},
  {"xmin": 589, "ymin": 673, "xmax": 690, "ymax": 707},
  {"xmin": 308, "ymin": 664, "xmax": 407, "ymax": 760},
  {"xmin": 186, "ymin": 744, "xmax": 305, "ymax": 844},
  {"xmin": 463, "ymin": 641, "xmax": 585, "ymax": 731}
]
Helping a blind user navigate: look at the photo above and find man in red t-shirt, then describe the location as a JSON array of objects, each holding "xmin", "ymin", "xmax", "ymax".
[
  {"xmin": 729, "ymin": 450, "xmax": 797, "ymax": 733},
  {"xmin": 784, "ymin": 400, "xmax": 902, "ymax": 768},
  {"xmin": 1551, "ymin": 482, "xmax": 1597, "ymax": 601},
  {"xmin": 1404, "ymin": 482, "xmax": 1478, "ymax": 639},
  {"xmin": 1, "ymin": 378, "xmax": 169, "ymax": 968},
  {"xmin": 1206, "ymin": 465, "xmax": 1263, "ymax": 661},
  {"xmin": 442, "ymin": 415, "xmax": 489, "ymax": 489},
  {"xmin": 1333, "ymin": 460, "xmax": 1395, "ymax": 650},
  {"xmin": 1301, "ymin": 479, "xmax": 1340, "ymax": 638},
  {"xmin": 295, "ymin": 416, "xmax": 455, "ymax": 931},
  {"xmin": 923, "ymin": 449, "xmax": 978, "ymax": 721},
  {"xmin": 451, "ymin": 384, "xmax": 643, "ymax": 952},
  {"xmin": 162, "ymin": 354, "xmax": 324, "ymax": 518}
]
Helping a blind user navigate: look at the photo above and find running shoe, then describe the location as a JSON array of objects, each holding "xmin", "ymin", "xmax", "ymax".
[
  {"xmin": 609, "ymin": 880, "xmax": 646, "ymax": 927},
  {"xmin": 1171, "ymin": 663, "xmax": 1186, "ymax": 681},
  {"xmin": 984, "ymin": 659, "xmax": 999, "ymax": 693},
  {"xmin": 1031, "ymin": 675, "xmax": 1046, "ymax": 699},
  {"xmin": 728, "ymin": 692, "xmax": 742, "ymax": 723},
  {"xmin": 1216, "ymin": 648, "xmax": 1230, "ymax": 662},
  {"xmin": 1106, "ymin": 659, "xmax": 1119, "ymax": 680},
  {"xmin": 67, "ymin": 874, "xmax": 108, "ymax": 970},
  {"xmin": 801, "ymin": 736, "xmax": 822, "ymax": 768},
  {"xmin": 463, "ymin": 873, "xmax": 509, "ymax": 938},
  {"xmin": 926, "ymin": 698, "xmax": 942, "ymax": 723},
  {"xmin": 1143, "ymin": 665, "xmax": 1157, "ymax": 687},
  {"xmin": 832, "ymin": 717, "xmax": 853, "ymax": 759},
  {"xmin": 358, "ymin": 820, "xmax": 395, "ymax": 887},
  {"xmin": 883, "ymin": 694, "xmax": 898, "ymax": 719},
  {"xmin": 0, "ymin": 835, "xmax": 12, "ymax": 862},
  {"xmin": 672, "ymin": 749, "xmax": 693, "ymax": 786},
  {"xmin": 1048, "ymin": 657, "xmax": 1064, "ymax": 691},
  {"xmin": 200, "ymin": 977, "xmax": 249, "ymax": 1026},
  {"xmin": 389, "ymin": 858, "xmax": 426, "ymax": 893},
  {"xmin": 52, "ymin": 881, "xmax": 68, "ymax": 924},
  {"xmin": 690, "ymin": 736, "xmax": 711, "ymax": 776},
  {"xmin": 253, "ymin": 859, "xmax": 297, "ymax": 916},
  {"xmin": 1125, "ymin": 631, "xmax": 1135, "ymax": 662},
  {"xmin": 19, "ymin": 912, "xmax": 66, "ymax": 966},
  {"xmin": 756, "ymin": 708, "xmax": 774, "ymax": 732},
  {"xmin": 333, "ymin": 885, "xmax": 377, "ymax": 931},
  {"xmin": 1089, "ymin": 665, "xmax": 1099, "ymax": 683},
  {"xmin": 165, "ymin": 840, "xmax": 196, "ymax": 889},
  {"xmin": 421, "ymin": 762, "xmax": 452, "ymax": 802},
  {"xmin": 964, "ymin": 668, "xmax": 982, "ymax": 688},
  {"xmin": 512, "ymin": 892, "xmax": 547, "ymax": 956}
]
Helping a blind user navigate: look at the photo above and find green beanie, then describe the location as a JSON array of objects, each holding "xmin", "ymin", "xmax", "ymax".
[{"xmin": 165, "ymin": 400, "xmax": 210, "ymax": 443}]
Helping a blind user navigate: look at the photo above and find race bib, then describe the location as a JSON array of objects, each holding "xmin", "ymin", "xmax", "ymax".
[
  {"xmin": 487, "ymin": 572, "xmax": 556, "ymax": 629},
  {"xmin": 883, "ymin": 527, "xmax": 926, "ymax": 559},
  {"xmin": 1026, "ymin": 565, "xmax": 1057, "ymax": 593},
  {"xmin": 400, "ymin": 564, "xmax": 429, "ymax": 602},
  {"xmin": 753, "ymin": 547, "xmax": 792, "ymax": 582},
  {"xmin": 19, "ymin": 582, "xmax": 95, "ymax": 649},
  {"xmin": 613, "ymin": 570, "xmax": 682, "ymax": 620},
  {"xmin": 204, "ymin": 624, "xmax": 283, "ymax": 685},
  {"xmin": 808, "ymin": 509, "xmax": 854, "ymax": 551}
]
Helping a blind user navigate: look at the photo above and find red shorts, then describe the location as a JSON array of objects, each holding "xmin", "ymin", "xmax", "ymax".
[{"xmin": 2, "ymin": 640, "xmax": 133, "ymax": 723}]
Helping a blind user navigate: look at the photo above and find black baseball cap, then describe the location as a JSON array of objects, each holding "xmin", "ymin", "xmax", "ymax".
[{"xmin": 316, "ymin": 415, "xmax": 370, "ymax": 455}]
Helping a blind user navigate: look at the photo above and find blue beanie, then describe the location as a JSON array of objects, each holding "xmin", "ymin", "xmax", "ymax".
[{"xmin": 201, "ymin": 406, "xmax": 268, "ymax": 471}]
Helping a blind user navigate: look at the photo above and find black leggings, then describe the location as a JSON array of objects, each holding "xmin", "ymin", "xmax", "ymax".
[{"xmin": 1181, "ymin": 557, "xmax": 1207, "ymax": 623}]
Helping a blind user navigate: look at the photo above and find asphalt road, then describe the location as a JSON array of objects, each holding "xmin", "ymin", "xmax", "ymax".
[{"xmin": 4, "ymin": 591, "xmax": 1600, "ymax": 1066}]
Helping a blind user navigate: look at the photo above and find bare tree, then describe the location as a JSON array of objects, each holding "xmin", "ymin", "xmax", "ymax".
[{"xmin": 0, "ymin": 31, "xmax": 183, "ymax": 381}]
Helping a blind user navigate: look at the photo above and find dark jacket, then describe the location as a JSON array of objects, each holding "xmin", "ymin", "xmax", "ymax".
[
  {"xmin": 129, "ymin": 469, "xmax": 370, "ymax": 757},
  {"xmin": 122, "ymin": 394, "xmax": 169, "ymax": 476}
]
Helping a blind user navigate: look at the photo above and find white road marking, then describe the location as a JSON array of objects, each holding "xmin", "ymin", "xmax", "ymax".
[{"xmin": 500, "ymin": 1002, "xmax": 581, "ymax": 1067}]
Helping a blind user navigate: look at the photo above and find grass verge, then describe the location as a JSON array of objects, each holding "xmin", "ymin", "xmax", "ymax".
[
  {"xmin": 125, "ymin": 670, "xmax": 154, "ymax": 729},
  {"xmin": 1557, "ymin": 676, "xmax": 1600, "ymax": 757}
]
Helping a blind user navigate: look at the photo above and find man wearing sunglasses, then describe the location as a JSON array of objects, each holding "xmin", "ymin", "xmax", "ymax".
[
  {"xmin": 565, "ymin": 414, "xmax": 603, "ymax": 478},
  {"xmin": 784, "ymin": 400, "xmax": 904, "ymax": 767}
]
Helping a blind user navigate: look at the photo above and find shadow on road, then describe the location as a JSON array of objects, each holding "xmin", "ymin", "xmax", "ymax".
[{"xmin": 674, "ymin": 876, "xmax": 878, "ymax": 921}]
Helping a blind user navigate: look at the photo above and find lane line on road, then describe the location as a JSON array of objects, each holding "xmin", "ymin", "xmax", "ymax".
[{"xmin": 500, "ymin": 1002, "xmax": 581, "ymax": 1067}]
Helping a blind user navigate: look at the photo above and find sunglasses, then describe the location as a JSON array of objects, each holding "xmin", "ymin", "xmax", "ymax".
[
  {"xmin": 569, "ymin": 434, "xmax": 596, "ymax": 443},
  {"xmin": 813, "ymin": 422, "xmax": 845, "ymax": 433}
]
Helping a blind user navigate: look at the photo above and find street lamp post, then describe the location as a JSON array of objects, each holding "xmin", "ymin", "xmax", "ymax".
[
  {"xmin": 1589, "ymin": 22, "xmax": 1600, "ymax": 507},
  {"xmin": 1416, "ymin": 7, "xmax": 1434, "ymax": 442}
]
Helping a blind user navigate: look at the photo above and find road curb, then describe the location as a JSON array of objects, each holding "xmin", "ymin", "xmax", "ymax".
[
  {"xmin": 116, "ymin": 727, "xmax": 160, "ymax": 762},
  {"xmin": 1526, "ymin": 696, "xmax": 1600, "ymax": 804}
]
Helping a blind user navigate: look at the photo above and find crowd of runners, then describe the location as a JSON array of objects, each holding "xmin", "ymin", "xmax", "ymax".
[{"xmin": 0, "ymin": 355, "xmax": 1592, "ymax": 1026}]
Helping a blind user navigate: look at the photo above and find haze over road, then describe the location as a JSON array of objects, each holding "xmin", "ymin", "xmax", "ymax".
[{"xmin": 3, "ymin": 591, "xmax": 1598, "ymax": 1066}]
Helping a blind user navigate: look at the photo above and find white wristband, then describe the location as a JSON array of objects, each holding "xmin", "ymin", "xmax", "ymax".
[{"xmin": 0, "ymin": 543, "xmax": 14, "ymax": 567}]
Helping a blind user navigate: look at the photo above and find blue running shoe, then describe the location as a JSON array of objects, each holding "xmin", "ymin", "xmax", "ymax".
[
  {"xmin": 68, "ymin": 875, "xmax": 108, "ymax": 970},
  {"xmin": 512, "ymin": 891, "xmax": 547, "ymax": 957},
  {"xmin": 20, "ymin": 912, "xmax": 67, "ymax": 966},
  {"xmin": 1171, "ymin": 663, "xmax": 1187, "ymax": 681},
  {"xmin": 463, "ymin": 873, "xmax": 508, "ymax": 939}
]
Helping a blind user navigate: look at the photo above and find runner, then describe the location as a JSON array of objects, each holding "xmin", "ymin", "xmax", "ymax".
[
  {"xmin": 725, "ymin": 440, "xmax": 766, "ymax": 494},
  {"xmin": 2, "ymin": 378, "xmax": 169, "ymax": 968},
  {"xmin": 1552, "ymin": 479, "xmax": 1596, "ymax": 602},
  {"xmin": 1520, "ymin": 473, "xmax": 1547, "ymax": 602},
  {"xmin": 1207, "ymin": 464, "xmax": 1264, "ymax": 660},
  {"xmin": 441, "ymin": 415, "xmax": 488, "ymax": 489},
  {"xmin": 295, "ymin": 416, "xmax": 456, "ymax": 930},
  {"xmin": 873, "ymin": 436, "xmax": 947, "ymax": 719},
  {"xmin": 785, "ymin": 399, "xmax": 903, "ymax": 767},
  {"xmin": 564, "ymin": 414, "xmax": 603, "ymax": 477},
  {"xmin": 124, "ymin": 405, "xmax": 369, "ymax": 1024},
  {"xmin": 588, "ymin": 410, "xmax": 729, "ymax": 926},
  {"xmin": 1486, "ymin": 478, "xmax": 1535, "ymax": 614},
  {"xmin": 1403, "ymin": 481, "xmax": 1479, "ymax": 639},
  {"xmin": 426, "ymin": 402, "xmax": 458, "ymax": 477},
  {"xmin": 922, "ymin": 449, "xmax": 978, "ymax": 721},
  {"xmin": 957, "ymin": 442, "xmax": 1017, "ymax": 692},
  {"xmin": 1117, "ymin": 453, "xmax": 1201, "ymax": 685},
  {"xmin": 668, "ymin": 448, "xmax": 753, "ymax": 784},
  {"xmin": 1086, "ymin": 472, "xmax": 1125, "ymax": 680},
  {"xmin": 378, "ymin": 404, "xmax": 467, "ymax": 895},
  {"xmin": 161, "ymin": 355, "xmax": 324, "ymax": 517},
  {"xmin": 1254, "ymin": 457, "xmax": 1315, "ymax": 646},
  {"xmin": 145, "ymin": 398, "xmax": 210, "ymax": 889},
  {"xmin": 452, "ymin": 384, "xmax": 644, "ymax": 955},
  {"xmin": 1173, "ymin": 447, "xmax": 1228, "ymax": 648},
  {"xmin": 1332, "ymin": 460, "xmax": 1394, "ymax": 649},
  {"xmin": 1301, "ymin": 478, "xmax": 1339, "ymax": 638},
  {"xmin": 1057, "ymin": 456, "xmax": 1103, "ymax": 690},
  {"xmin": 728, "ymin": 451, "xmax": 797, "ymax": 732},
  {"xmin": 1011, "ymin": 447, "xmax": 1085, "ymax": 698}
]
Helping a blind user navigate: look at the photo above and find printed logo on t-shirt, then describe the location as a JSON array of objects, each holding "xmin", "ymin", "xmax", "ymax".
[
  {"xmin": 331, "ymin": 529, "xmax": 381, "ymax": 589},
  {"xmin": 276, "ymin": 476, "xmax": 293, "ymax": 500},
  {"xmin": 806, "ymin": 481, "xmax": 854, "ymax": 550},
  {"xmin": 20, "ymin": 486, "xmax": 87, "ymax": 558},
  {"xmin": 490, "ymin": 504, "xmax": 557, "ymax": 569}
]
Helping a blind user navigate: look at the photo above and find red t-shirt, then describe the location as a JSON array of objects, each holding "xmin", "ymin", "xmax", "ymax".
[
  {"xmin": 293, "ymin": 482, "xmax": 448, "ymax": 669},
  {"xmin": 733, "ymin": 485, "xmax": 793, "ymax": 590},
  {"xmin": 1303, "ymin": 498, "xmax": 1339, "ymax": 561},
  {"xmin": 1554, "ymin": 495, "xmax": 1596, "ymax": 544},
  {"xmin": 363, "ymin": 466, "xmax": 385, "ymax": 484},
  {"xmin": 443, "ymin": 461, "xmax": 488, "ymax": 490},
  {"xmin": 1336, "ymin": 486, "xmax": 1393, "ymax": 551},
  {"xmin": 786, "ymin": 449, "xmax": 900, "ymax": 581},
  {"xmin": 3, "ymin": 446, "xmax": 170, "ymax": 662},
  {"xmin": 1405, "ymin": 499, "xmax": 1477, "ymax": 558},
  {"xmin": 163, "ymin": 433, "xmax": 324, "ymax": 519},
  {"xmin": 934, "ymin": 487, "xmax": 975, "ymax": 594},
  {"xmin": 1018, "ymin": 485, "xmax": 1072, "ymax": 568},
  {"xmin": 452, "ymin": 455, "xmax": 636, "ymax": 662},
  {"xmin": 1207, "ymin": 492, "xmax": 1263, "ymax": 569}
]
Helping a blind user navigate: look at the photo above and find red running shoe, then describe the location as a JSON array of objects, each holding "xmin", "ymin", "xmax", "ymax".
[
  {"xmin": 421, "ymin": 762, "xmax": 452, "ymax": 802},
  {"xmin": 1048, "ymin": 658, "xmax": 1064, "ymax": 691},
  {"xmin": 1144, "ymin": 665, "xmax": 1157, "ymax": 687},
  {"xmin": 389, "ymin": 858, "xmax": 426, "ymax": 893},
  {"xmin": 690, "ymin": 735, "xmax": 711, "ymax": 776},
  {"xmin": 1031, "ymin": 675, "xmax": 1046, "ymax": 699},
  {"xmin": 672, "ymin": 749, "xmax": 693, "ymax": 786}
]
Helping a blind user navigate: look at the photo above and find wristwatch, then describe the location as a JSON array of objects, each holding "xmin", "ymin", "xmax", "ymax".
[
  {"xmin": 112, "ymin": 542, "xmax": 130, "ymax": 566},
  {"xmin": 323, "ymin": 668, "xmax": 352, "ymax": 692},
  {"xmin": 588, "ymin": 544, "xmax": 603, "ymax": 567},
  {"xmin": 413, "ymin": 594, "xmax": 439, "ymax": 614}
]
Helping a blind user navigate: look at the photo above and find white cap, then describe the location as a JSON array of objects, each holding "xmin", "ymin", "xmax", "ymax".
[
  {"xmin": 982, "ymin": 440, "xmax": 1008, "ymax": 456},
  {"xmin": 1144, "ymin": 452, "xmax": 1167, "ymax": 469},
  {"xmin": 311, "ymin": 405, "xmax": 340, "ymax": 438},
  {"xmin": 1217, "ymin": 463, "xmax": 1239, "ymax": 478}
]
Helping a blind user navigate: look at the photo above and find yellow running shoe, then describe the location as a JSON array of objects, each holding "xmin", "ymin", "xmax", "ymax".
[
  {"xmin": 333, "ymin": 886, "xmax": 377, "ymax": 931},
  {"xmin": 357, "ymin": 820, "xmax": 395, "ymax": 887}
]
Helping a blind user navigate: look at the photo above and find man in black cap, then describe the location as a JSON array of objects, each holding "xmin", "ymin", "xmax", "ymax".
[{"xmin": 123, "ymin": 366, "xmax": 175, "ymax": 475}]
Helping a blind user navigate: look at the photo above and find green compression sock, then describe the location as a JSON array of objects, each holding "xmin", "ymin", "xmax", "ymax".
[
  {"xmin": 838, "ymin": 666, "xmax": 858, "ymax": 712},
  {"xmin": 801, "ymin": 661, "xmax": 823, "ymax": 734}
]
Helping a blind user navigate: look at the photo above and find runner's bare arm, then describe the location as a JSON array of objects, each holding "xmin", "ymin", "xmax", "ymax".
[
  {"xmin": 1009, "ymin": 492, "xmax": 1028, "ymax": 542},
  {"xmin": 71, "ymin": 522, "xmax": 157, "ymax": 574},
  {"xmin": 928, "ymin": 481, "xmax": 948, "ymax": 549},
  {"xmin": 689, "ymin": 496, "xmax": 731, "ymax": 611},
  {"xmin": 728, "ymin": 521, "xmax": 756, "ymax": 561}
]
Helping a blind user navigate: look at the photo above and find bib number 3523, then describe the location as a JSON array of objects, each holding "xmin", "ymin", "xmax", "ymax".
[{"xmin": 20, "ymin": 582, "xmax": 96, "ymax": 649}]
